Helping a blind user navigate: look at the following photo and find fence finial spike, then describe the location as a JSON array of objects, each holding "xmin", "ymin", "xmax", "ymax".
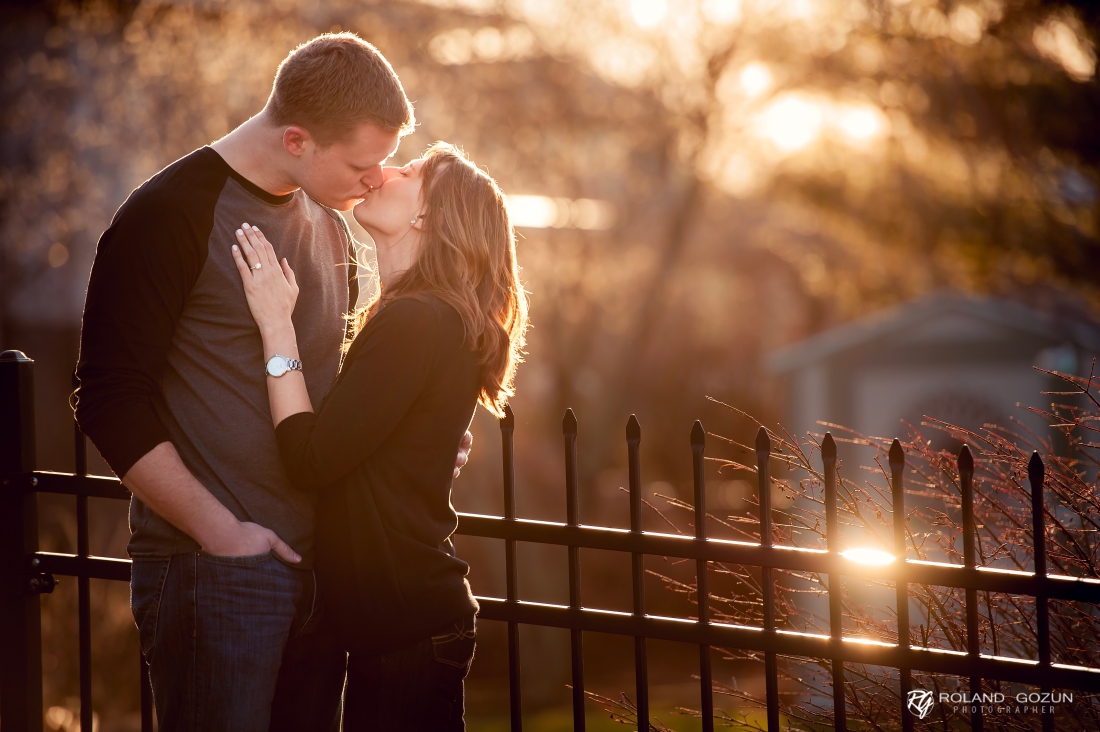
[
  {"xmin": 562, "ymin": 408, "xmax": 577, "ymax": 435},
  {"xmin": 889, "ymin": 438, "xmax": 903, "ymax": 466},
  {"xmin": 502, "ymin": 403, "xmax": 515, "ymax": 430},
  {"xmin": 822, "ymin": 432, "xmax": 836, "ymax": 460},
  {"xmin": 690, "ymin": 420, "xmax": 705, "ymax": 447},
  {"xmin": 626, "ymin": 414, "xmax": 641, "ymax": 441},
  {"xmin": 755, "ymin": 426, "xmax": 770, "ymax": 454},
  {"xmin": 958, "ymin": 444, "xmax": 974, "ymax": 474},
  {"xmin": 1028, "ymin": 451, "xmax": 1044, "ymax": 487}
]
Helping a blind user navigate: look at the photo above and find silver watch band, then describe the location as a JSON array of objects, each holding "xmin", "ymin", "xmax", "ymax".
[{"xmin": 265, "ymin": 354, "xmax": 303, "ymax": 377}]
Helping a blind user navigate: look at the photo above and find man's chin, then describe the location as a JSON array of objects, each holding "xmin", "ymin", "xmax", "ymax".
[{"xmin": 327, "ymin": 198, "xmax": 358, "ymax": 212}]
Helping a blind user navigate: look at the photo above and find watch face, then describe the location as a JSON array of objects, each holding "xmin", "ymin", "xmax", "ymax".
[{"xmin": 267, "ymin": 357, "xmax": 288, "ymax": 377}]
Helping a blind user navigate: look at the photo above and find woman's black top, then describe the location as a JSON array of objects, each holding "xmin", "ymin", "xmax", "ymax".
[{"xmin": 275, "ymin": 294, "xmax": 480, "ymax": 654}]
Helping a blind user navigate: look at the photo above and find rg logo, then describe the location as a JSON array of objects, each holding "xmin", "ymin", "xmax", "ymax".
[{"xmin": 907, "ymin": 689, "xmax": 935, "ymax": 719}]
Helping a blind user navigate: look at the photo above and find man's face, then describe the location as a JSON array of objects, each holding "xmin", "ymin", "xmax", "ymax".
[{"xmin": 294, "ymin": 123, "xmax": 401, "ymax": 211}]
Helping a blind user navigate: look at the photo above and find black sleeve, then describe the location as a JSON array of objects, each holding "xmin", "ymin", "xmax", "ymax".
[
  {"xmin": 74, "ymin": 185, "xmax": 212, "ymax": 477},
  {"xmin": 275, "ymin": 298, "xmax": 442, "ymax": 491}
]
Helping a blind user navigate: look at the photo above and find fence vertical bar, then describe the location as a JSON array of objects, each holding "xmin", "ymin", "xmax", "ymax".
[
  {"xmin": 889, "ymin": 440, "xmax": 913, "ymax": 732},
  {"xmin": 502, "ymin": 406, "xmax": 523, "ymax": 732},
  {"xmin": 626, "ymin": 415, "xmax": 649, "ymax": 731},
  {"xmin": 563, "ymin": 409, "xmax": 586, "ymax": 731},
  {"xmin": 73, "ymin": 372, "xmax": 93, "ymax": 732},
  {"xmin": 0, "ymin": 350, "xmax": 44, "ymax": 732},
  {"xmin": 1029, "ymin": 452, "xmax": 1053, "ymax": 732},
  {"xmin": 691, "ymin": 421, "xmax": 714, "ymax": 732},
  {"xmin": 822, "ymin": 433, "xmax": 847, "ymax": 732},
  {"xmin": 959, "ymin": 446, "xmax": 983, "ymax": 732},
  {"xmin": 755, "ymin": 427, "xmax": 781, "ymax": 732}
]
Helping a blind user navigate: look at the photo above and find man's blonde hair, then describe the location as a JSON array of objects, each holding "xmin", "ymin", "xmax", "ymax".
[{"xmin": 267, "ymin": 33, "xmax": 414, "ymax": 145}]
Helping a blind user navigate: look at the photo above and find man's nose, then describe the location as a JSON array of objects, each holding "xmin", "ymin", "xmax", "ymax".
[{"xmin": 363, "ymin": 166, "xmax": 385, "ymax": 189}]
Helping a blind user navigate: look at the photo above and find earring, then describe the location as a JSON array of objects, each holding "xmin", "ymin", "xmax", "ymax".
[{"xmin": 410, "ymin": 219, "xmax": 417, "ymax": 225}]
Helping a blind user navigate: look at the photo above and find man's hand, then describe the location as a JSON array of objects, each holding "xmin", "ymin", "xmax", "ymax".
[
  {"xmin": 123, "ymin": 442, "xmax": 302, "ymax": 564},
  {"xmin": 454, "ymin": 430, "xmax": 473, "ymax": 479},
  {"xmin": 201, "ymin": 521, "xmax": 302, "ymax": 563}
]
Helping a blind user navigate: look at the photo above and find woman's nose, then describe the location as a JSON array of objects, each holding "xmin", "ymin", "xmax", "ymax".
[{"xmin": 379, "ymin": 166, "xmax": 401, "ymax": 184}]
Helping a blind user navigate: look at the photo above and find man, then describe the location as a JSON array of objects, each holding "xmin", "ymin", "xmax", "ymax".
[{"xmin": 74, "ymin": 33, "xmax": 470, "ymax": 731}]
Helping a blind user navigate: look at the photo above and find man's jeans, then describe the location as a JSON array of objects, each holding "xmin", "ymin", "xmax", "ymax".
[{"xmin": 131, "ymin": 552, "xmax": 347, "ymax": 732}]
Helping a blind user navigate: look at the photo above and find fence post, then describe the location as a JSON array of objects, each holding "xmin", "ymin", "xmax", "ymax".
[
  {"xmin": 755, "ymin": 427, "xmax": 781, "ymax": 732},
  {"xmin": 0, "ymin": 350, "xmax": 44, "ymax": 732},
  {"xmin": 501, "ymin": 405, "xmax": 523, "ymax": 732}
]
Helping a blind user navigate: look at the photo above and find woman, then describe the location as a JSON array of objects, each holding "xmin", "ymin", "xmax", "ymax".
[{"xmin": 229, "ymin": 141, "xmax": 527, "ymax": 730}]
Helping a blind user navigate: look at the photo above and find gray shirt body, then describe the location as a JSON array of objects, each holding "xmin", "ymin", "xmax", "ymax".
[{"xmin": 76, "ymin": 147, "xmax": 352, "ymax": 566}]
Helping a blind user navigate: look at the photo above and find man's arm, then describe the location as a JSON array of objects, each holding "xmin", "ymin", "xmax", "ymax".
[{"xmin": 124, "ymin": 443, "xmax": 300, "ymax": 561}]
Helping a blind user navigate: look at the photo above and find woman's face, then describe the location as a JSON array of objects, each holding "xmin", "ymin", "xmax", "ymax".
[{"xmin": 352, "ymin": 158, "xmax": 426, "ymax": 237}]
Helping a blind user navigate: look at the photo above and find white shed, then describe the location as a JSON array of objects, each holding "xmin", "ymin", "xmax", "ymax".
[{"xmin": 767, "ymin": 291, "xmax": 1100, "ymax": 448}]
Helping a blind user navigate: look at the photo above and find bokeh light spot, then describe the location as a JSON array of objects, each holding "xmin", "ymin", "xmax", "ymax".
[
  {"xmin": 506, "ymin": 195, "xmax": 616, "ymax": 230},
  {"xmin": 702, "ymin": 0, "xmax": 742, "ymax": 25},
  {"xmin": 1033, "ymin": 17, "xmax": 1096, "ymax": 82},
  {"xmin": 630, "ymin": 0, "xmax": 668, "ymax": 29},
  {"xmin": 838, "ymin": 105, "xmax": 884, "ymax": 141},
  {"xmin": 47, "ymin": 243, "xmax": 69, "ymax": 268},
  {"xmin": 756, "ymin": 93, "xmax": 824, "ymax": 151},
  {"xmin": 739, "ymin": 62, "xmax": 773, "ymax": 98}
]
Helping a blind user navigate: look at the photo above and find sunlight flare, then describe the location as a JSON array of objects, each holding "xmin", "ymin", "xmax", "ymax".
[{"xmin": 841, "ymin": 547, "xmax": 896, "ymax": 566}]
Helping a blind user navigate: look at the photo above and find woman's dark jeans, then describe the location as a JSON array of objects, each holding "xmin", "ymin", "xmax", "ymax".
[{"xmin": 343, "ymin": 614, "xmax": 477, "ymax": 731}]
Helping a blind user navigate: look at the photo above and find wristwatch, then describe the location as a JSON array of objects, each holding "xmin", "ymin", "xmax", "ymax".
[{"xmin": 264, "ymin": 354, "xmax": 303, "ymax": 378}]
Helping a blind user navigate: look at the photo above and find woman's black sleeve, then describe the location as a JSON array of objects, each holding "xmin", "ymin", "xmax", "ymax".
[{"xmin": 274, "ymin": 298, "xmax": 443, "ymax": 491}]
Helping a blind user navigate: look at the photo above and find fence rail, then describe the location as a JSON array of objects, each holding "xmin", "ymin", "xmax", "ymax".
[{"xmin": 3, "ymin": 348, "xmax": 1099, "ymax": 732}]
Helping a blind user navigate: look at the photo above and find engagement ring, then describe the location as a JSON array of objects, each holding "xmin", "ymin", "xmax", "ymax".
[{"xmin": 251, "ymin": 263, "xmax": 262, "ymax": 270}]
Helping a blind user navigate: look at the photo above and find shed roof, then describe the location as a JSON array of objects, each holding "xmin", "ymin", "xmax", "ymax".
[{"xmin": 767, "ymin": 290, "xmax": 1100, "ymax": 374}]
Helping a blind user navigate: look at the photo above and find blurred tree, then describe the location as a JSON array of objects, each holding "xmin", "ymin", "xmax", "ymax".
[{"xmin": 3, "ymin": 0, "xmax": 1099, "ymax": 727}]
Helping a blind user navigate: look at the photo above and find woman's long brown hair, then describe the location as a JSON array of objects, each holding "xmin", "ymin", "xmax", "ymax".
[{"xmin": 349, "ymin": 142, "xmax": 528, "ymax": 417}]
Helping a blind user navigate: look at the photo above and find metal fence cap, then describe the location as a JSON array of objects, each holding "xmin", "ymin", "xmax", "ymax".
[
  {"xmin": 958, "ymin": 444, "xmax": 974, "ymax": 474},
  {"xmin": 889, "ymin": 438, "xmax": 904, "ymax": 466},
  {"xmin": 1028, "ymin": 451, "xmax": 1044, "ymax": 485},
  {"xmin": 755, "ymin": 425, "xmax": 770, "ymax": 454},
  {"xmin": 562, "ymin": 408, "xmax": 578, "ymax": 435},
  {"xmin": 626, "ymin": 414, "xmax": 641, "ymax": 442},
  {"xmin": 690, "ymin": 420, "xmax": 705, "ymax": 447},
  {"xmin": 0, "ymin": 350, "xmax": 32, "ymax": 363}
]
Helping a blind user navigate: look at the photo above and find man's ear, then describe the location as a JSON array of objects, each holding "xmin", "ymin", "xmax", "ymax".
[{"xmin": 282, "ymin": 125, "xmax": 312, "ymax": 158}]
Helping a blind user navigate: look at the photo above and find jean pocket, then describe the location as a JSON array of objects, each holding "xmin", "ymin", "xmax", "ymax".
[
  {"xmin": 131, "ymin": 558, "xmax": 171, "ymax": 662},
  {"xmin": 431, "ymin": 615, "xmax": 477, "ymax": 672},
  {"xmin": 198, "ymin": 550, "xmax": 273, "ymax": 565}
]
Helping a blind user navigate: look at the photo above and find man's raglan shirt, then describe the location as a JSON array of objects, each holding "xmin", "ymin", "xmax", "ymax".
[{"xmin": 75, "ymin": 146, "xmax": 355, "ymax": 566}]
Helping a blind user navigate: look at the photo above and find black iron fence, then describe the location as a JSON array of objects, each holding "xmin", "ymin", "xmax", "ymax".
[{"xmin": 4, "ymin": 348, "xmax": 1100, "ymax": 732}]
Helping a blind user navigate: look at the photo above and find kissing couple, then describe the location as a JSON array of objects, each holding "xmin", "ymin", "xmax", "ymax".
[{"xmin": 74, "ymin": 32, "xmax": 528, "ymax": 731}]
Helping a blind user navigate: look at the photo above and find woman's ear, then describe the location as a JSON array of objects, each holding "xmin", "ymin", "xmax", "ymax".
[{"xmin": 410, "ymin": 213, "xmax": 427, "ymax": 231}]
